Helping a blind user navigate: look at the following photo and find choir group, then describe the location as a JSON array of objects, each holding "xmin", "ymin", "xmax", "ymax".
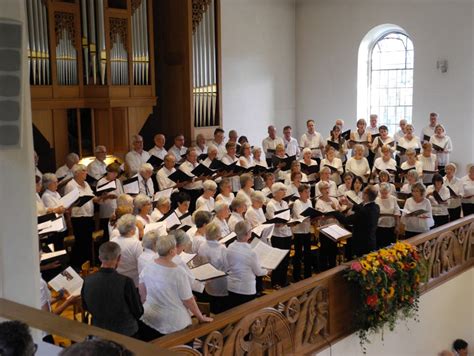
[{"xmin": 34, "ymin": 112, "xmax": 474, "ymax": 340}]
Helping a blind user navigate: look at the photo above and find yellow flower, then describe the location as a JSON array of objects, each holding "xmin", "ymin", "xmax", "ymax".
[
  {"xmin": 388, "ymin": 287, "xmax": 395, "ymax": 298},
  {"xmin": 361, "ymin": 261, "xmax": 371, "ymax": 270}
]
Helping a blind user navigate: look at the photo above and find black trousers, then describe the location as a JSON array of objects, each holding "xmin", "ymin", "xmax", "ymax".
[
  {"xmin": 71, "ymin": 217, "xmax": 94, "ymax": 268},
  {"xmin": 320, "ymin": 234, "xmax": 337, "ymax": 271},
  {"xmin": 367, "ymin": 150, "xmax": 375, "ymax": 169},
  {"xmin": 462, "ymin": 203, "xmax": 474, "ymax": 217},
  {"xmin": 228, "ymin": 291, "xmax": 256, "ymax": 309},
  {"xmin": 433, "ymin": 214, "xmax": 450, "ymax": 228},
  {"xmin": 448, "ymin": 207, "xmax": 462, "ymax": 221},
  {"xmin": 293, "ymin": 233, "xmax": 313, "ymax": 280},
  {"xmin": 100, "ymin": 218, "xmax": 110, "ymax": 241},
  {"xmin": 438, "ymin": 165, "xmax": 446, "ymax": 176},
  {"xmin": 404, "ymin": 231, "xmax": 419, "ymax": 239},
  {"xmin": 137, "ymin": 321, "xmax": 163, "ymax": 342},
  {"xmin": 376, "ymin": 226, "xmax": 395, "ymax": 249},
  {"xmin": 270, "ymin": 236, "xmax": 292, "ymax": 287}
]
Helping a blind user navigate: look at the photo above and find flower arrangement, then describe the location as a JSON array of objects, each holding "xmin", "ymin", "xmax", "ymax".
[{"xmin": 345, "ymin": 241, "xmax": 422, "ymax": 350}]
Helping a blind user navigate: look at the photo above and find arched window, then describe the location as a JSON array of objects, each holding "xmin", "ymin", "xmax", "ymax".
[{"xmin": 358, "ymin": 25, "xmax": 414, "ymax": 135}]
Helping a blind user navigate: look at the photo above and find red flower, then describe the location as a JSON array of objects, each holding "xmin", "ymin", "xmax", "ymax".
[
  {"xmin": 351, "ymin": 261, "xmax": 363, "ymax": 272},
  {"xmin": 383, "ymin": 264, "xmax": 395, "ymax": 278},
  {"xmin": 409, "ymin": 297, "xmax": 414, "ymax": 304},
  {"xmin": 366, "ymin": 294, "xmax": 378, "ymax": 308}
]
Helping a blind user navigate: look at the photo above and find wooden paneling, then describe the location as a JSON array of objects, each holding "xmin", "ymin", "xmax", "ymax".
[
  {"xmin": 32, "ymin": 110, "xmax": 54, "ymax": 145},
  {"xmin": 52, "ymin": 109, "xmax": 69, "ymax": 165},
  {"xmin": 112, "ymin": 107, "xmax": 129, "ymax": 157},
  {"xmin": 94, "ymin": 109, "xmax": 113, "ymax": 150}
]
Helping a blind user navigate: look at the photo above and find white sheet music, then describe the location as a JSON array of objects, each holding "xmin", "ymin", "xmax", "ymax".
[
  {"xmin": 123, "ymin": 175, "xmax": 140, "ymax": 195},
  {"xmin": 39, "ymin": 216, "xmax": 65, "ymax": 234},
  {"xmin": 37, "ymin": 220, "xmax": 52, "ymax": 231},
  {"xmin": 153, "ymin": 188, "xmax": 173, "ymax": 201},
  {"xmin": 164, "ymin": 212, "xmax": 181, "ymax": 230},
  {"xmin": 180, "ymin": 213, "xmax": 194, "ymax": 227},
  {"xmin": 180, "ymin": 252, "xmax": 197, "ymax": 265},
  {"xmin": 41, "ymin": 250, "xmax": 66, "ymax": 261},
  {"xmin": 144, "ymin": 221, "xmax": 167, "ymax": 236},
  {"xmin": 49, "ymin": 267, "xmax": 83, "ymax": 296},
  {"xmin": 219, "ymin": 232, "xmax": 236, "ymax": 245},
  {"xmin": 252, "ymin": 224, "xmax": 274, "ymax": 241},
  {"xmin": 274, "ymin": 209, "xmax": 291, "ymax": 221},
  {"xmin": 191, "ymin": 263, "xmax": 226, "ymax": 281},
  {"xmin": 320, "ymin": 224, "xmax": 351, "ymax": 240},
  {"xmin": 96, "ymin": 179, "xmax": 117, "ymax": 193},
  {"xmin": 59, "ymin": 187, "xmax": 80, "ymax": 209},
  {"xmin": 252, "ymin": 240, "xmax": 289, "ymax": 270}
]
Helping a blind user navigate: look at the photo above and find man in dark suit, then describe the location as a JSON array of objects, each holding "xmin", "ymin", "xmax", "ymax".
[
  {"xmin": 334, "ymin": 185, "xmax": 380, "ymax": 257},
  {"xmin": 81, "ymin": 242, "xmax": 144, "ymax": 338}
]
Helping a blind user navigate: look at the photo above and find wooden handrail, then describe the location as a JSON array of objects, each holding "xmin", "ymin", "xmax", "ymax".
[
  {"xmin": 0, "ymin": 298, "xmax": 175, "ymax": 356},
  {"xmin": 154, "ymin": 215, "xmax": 474, "ymax": 355}
]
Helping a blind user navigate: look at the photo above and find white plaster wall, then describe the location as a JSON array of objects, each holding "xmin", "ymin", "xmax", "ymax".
[
  {"xmin": 220, "ymin": 0, "xmax": 296, "ymax": 146},
  {"xmin": 316, "ymin": 268, "xmax": 474, "ymax": 356},
  {"xmin": 296, "ymin": 0, "xmax": 473, "ymax": 174},
  {"xmin": 0, "ymin": 0, "xmax": 40, "ymax": 307}
]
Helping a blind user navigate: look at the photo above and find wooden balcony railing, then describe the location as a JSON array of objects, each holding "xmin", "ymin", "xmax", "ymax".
[{"xmin": 154, "ymin": 215, "xmax": 474, "ymax": 355}]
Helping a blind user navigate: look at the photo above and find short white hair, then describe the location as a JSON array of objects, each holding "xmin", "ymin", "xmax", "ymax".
[
  {"xmin": 94, "ymin": 145, "xmax": 106, "ymax": 153},
  {"xmin": 42, "ymin": 173, "xmax": 58, "ymax": 189},
  {"xmin": 252, "ymin": 147, "xmax": 262, "ymax": 155},
  {"xmin": 207, "ymin": 144, "xmax": 218, "ymax": 154},
  {"xmin": 271, "ymin": 182, "xmax": 287, "ymax": 194},
  {"xmin": 155, "ymin": 196, "xmax": 171, "ymax": 207},
  {"xmin": 251, "ymin": 191, "xmax": 265, "ymax": 203},
  {"xmin": 134, "ymin": 194, "xmax": 151, "ymax": 210},
  {"xmin": 142, "ymin": 231, "xmax": 159, "ymax": 251},
  {"xmin": 406, "ymin": 169, "xmax": 419, "ymax": 180},
  {"xmin": 117, "ymin": 194, "xmax": 134, "ymax": 208},
  {"xmin": 139, "ymin": 163, "xmax": 154, "ymax": 174},
  {"xmin": 156, "ymin": 235, "xmax": 176, "ymax": 257},
  {"xmin": 234, "ymin": 221, "xmax": 250, "ymax": 241},
  {"xmin": 379, "ymin": 182, "xmax": 391, "ymax": 193},
  {"xmin": 231, "ymin": 196, "xmax": 247, "ymax": 211},
  {"xmin": 172, "ymin": 229, "xmax": 191, "ymax": 247},
  {"xmin": 203, "ymin": 180, "xmax": 218, "ymax": 192},
  {"xmin": 66, "ymin": 153, "xmax": 80, "ymax": 165},
  {"xmin": 318, "ymin": 181, "xmax": 330, "ymax": 191},
  {"xmin": 72, "ymin": 164, "xmax": 86, "ymax": 175},
  {"xmin": 354, "ymin": 144, "xmax": 364, "ymax": 153},
  {"xmin": 320, "ymin": 166, "xmax": 331, "ymax": 174},
  {"xmin": 240, "ymin": 173, "xmax": 253, "ymax": 187},
  {"xmin": 302, "ymin": 147, "xmax": 312, "ymax": 155},
  {"xmin": 116, "ymin": 214, "xmax": 136, "ymax": 235},
  {"xmin": 205, "ymin": 222, "xmax": 221, "ymax": 241},
  {"xmin": 214, "ymin": 201, "xmax": 229, "ymax": 213},
  {"xmin": 131, "ymin": 134, "xmax": 143, "ymax": 143},
  {"xmin": 445, "ymin": 163, "xmax": 457, "ymax": 172}
]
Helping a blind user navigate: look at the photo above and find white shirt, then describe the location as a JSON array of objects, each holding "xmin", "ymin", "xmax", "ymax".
[
  {"xmin": 427, "ymin": 185, "xmax": 450, "ymax": 216},
  {"xmin": 314, "ymin": 180, "xmax": 337, "ymax": 198},
  {"xmin": 367, "ymin": 125, "xmax": 379, "ymax": 135},
  {"xmin": 371, "ymin": 136, "xmax": 395, "ymax": 159},
  {"xmin": 444, "ymin": 176, "xmax": 463, "ymax": 208},
  {"xmin": 150, "ymin": 208, "xmax": 164, "ymax": 223},
  {"xmin": 262, "ymin": 136, "xmax": 284, "ymax": 156},
  {"xmin": 40, "ymin": 277, "xmax": 51, "ymax": 310},
  {"xmin": 401, "ymin": 198, "xmax": 434, "ymax": 233},
  {"xmin": 42, "ymin": 189, "xmax": 62, "ymax": 209},
  {"xmin": 97, "ymin": 177, "xmax": 123, "ymax": 219},
  {"xmin": 239, "ymin": 155, "xmax": 254, "ymax": 168},
  {"xmin": 320, "ymin": 157, "xmax": 343, "ymax": 185},
  {"xmin": 125, "ymin": 150, "xmax": 150, "ymax": 175},
  {"xmin": 337, "ymin": 184, "xmax": 351, "ymax": 198},
  {"xmin": 138, "ymin": 174, "xmax": 154, "ymax": 198},
  {"xmin": 228, "ymin": 212, "xmax": 244, "ymax": 232},
  {"xmin": 266, "ymin": 199, "xmax": 292, "ymax": 237},
  {"xmin": 350, "ymin": 131, "xmax": 370, "ymax": 157},
  {"xmin": 216, "ymin": 192, "xmax": 235, "ymax": 206},
  {"xmin": 55, "ymin": 165, "xmax": 74, "ymax": 180},
  {"xmin": 191, "ymin": 232, "xmax": 206, "ymax": 254},
  {"xmin": 210, "ymin": 141, "xmax": 226, "ymax": 159},
  {"xmin": 283, "ymin": 137, "xmax": 300, "ymax": 157},
  {"xmin": 156, "ymin": 166, "xmax": 176, "ymax": 190},
  {"xmin": 429, "ymin": 135, "xmax": 453, "ymax": 166},
  {"xmin": 196, "ymin": 196, "xmax": 215, "ymax": 212},
  {"xmin": 397, "ymin": 136, "xmax": 421, "ymax": 164},
  {"xmin": 148, "ymin": 146, "xmax": 167, "ymax": 160},
  {"xmin": 375, "ymin": 196, "xmax": 400, "ymax": 228},
  {"xmin": 401, "ymin": 161, "xmax": 423, "ymax": 178},
  {"xmin": 226, "ymin": 241, "xmax": 267, "ymax": 295},
  {"xmin": 346, "ymin": 157, "xmax": 370, "ymax": 183},
  {"xmin": 315, "ymin": 197, "xmax": 340, "ymax": 213},
  {"xmin": 283, "ymin": 172, "xmax": 308, "ymax": 186},
  {"xmin": 299, "ymin": 158, "xmax": 318, "ymax": 182},
  {"xmin": 300, "ymin": 131, "xmax": 324, "ymax": 158},
  {"xmin": 292, "ymin": 199, "xmax": 312, "ymax": 234},
  {"xmin": 197, "ymin": 240, "xmax": 228, "ymax": 296},
  {"xmin": 140, "ymin": 263, "xmax": 193, "ymax": 334},
  {"xmin": 394, "ymin": 129, "xmax": 405, "ymax": 144},
  {"xmin": 236, "ymin": 189, "xmax": 253, "ymax": 207},
  {"xmin": 421, "ymin": 125, "xmax": 436, "ymax": 141},
  {"xmin": 64, "ymin": 179, "xmax": 94, "ymax": 217},
  {"xmin": 168, "ymin": 145, "xmax": 187, "ymax": 163},
  {"xmin": 195, "ymin": 145, "xmax": 208, "ymax": 157},
  {"xmin": 138, "ymin": 248, "xmax": 157, "ymax": 276},
  {"xmin": 87, "ymin": 159, "xmax": 107, "ymax": 180},
  {"xmin": 221, "ymin": 153, "xmax": 238, "ymax": 165},
  {"xmin": 254, "ymin": 157, "xmax": 268, "ymax": 168},
  {"xmin": 373, "ymin": 157, "xmax": 397, "ymax": 176},
  {"xmin": 245, "ymin": 206, "xmax": 266, "ymax": 229},
  {"xmin": 418, "ymin": 154, "xmax": 437, "ymax": 184},
  {"xmin": 136, "ymin": 214, "xmax": 151, "ymax": 227},
  {"xmin": 111, "ymin": 235, "xmax": 143, "ymax": 286},
  {"xmin": 179, "ymin": 161, "xmax": 202, "ymax": 190},
  {"xmin": 212, "ymin": 216, "xmax": 231, "ymax": 237},
  {"xmin": 461, "ymin": 175, "xmax": 474, "ymax": 204}
]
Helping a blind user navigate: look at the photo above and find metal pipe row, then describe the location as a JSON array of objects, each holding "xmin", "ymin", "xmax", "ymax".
[
  {"xmin": 26, "ymin": 0, "xmax": 50, "ymax": 85},
  {"xmin": 192, "ymin": 0, "xmax": 217, "ymax": 127},
  {"xmin": 132, "ymin": 0, "xmax": 149, "ymax": 85},
  {"xmin": 56, "ymin": 28, "xmax": 78, "ymax": 85},
  {"xmin": 111, "ymin": 33, "xmax": 128, "ymax": 85}
]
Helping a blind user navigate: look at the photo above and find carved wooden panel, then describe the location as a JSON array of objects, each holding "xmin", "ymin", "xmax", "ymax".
[
  {"xmin": 54, "ymin": 11, "xmax": 76, "ymax": 45},
  {"xmin": 109, "ymin": 17, "xmax": 128, "ymax": 46},
  {"xmin": 192, "ymin": 0, "xmax": 212, "ymax": 32},
  {"xmin": 131, "ymin": 0, "xmax": 142, "ymax": 13}
]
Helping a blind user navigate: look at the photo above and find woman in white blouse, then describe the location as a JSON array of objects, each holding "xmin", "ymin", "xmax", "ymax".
[
  {"xmin": 397, "ymin": 124, "xmax": 421, "ymax": 165},
  {"xmin": 245, "ymin": 191, "xmax": 267, "ymax": 235},
  {"xmin": 239, "ymin": 143, "xmax": 254, "ymax": 168},
  {"xmin": 41, "ymin": 173, "xmax": 65, "ymax": 212},
  {"xmin": 111, "ymin": 214, "xmax": 143, "ymax": 286},
  {"xmin": 320, "ymin": 146, "xmax": 343, "ymax": 185},
  {"xmin": 195, "ymin": 133, "xmax": 208, "ymax": 156},
  {"xmin": 315, "ymin": 167, "xmax": 337, "ymax": 197},
  {"xmin": 418, "ymin": 142, "xmax": 438, "ymax": 185},
  {"xmin": 344, "ymin": 175, "xmax": 364, "ymax": 206},
  {"xmin": 252, "ymin": 147, "xmax": 268, "ymax": 168},
  {"xmin": 150, "ymin": 196, "xmax": 171, "ymax": 222},
  {"xmin": 215, "ymin": 178, "xmax": 235, "ymax": 206},
  {"xmin": 261, "ymin": 172, "xmax": 275, "ymax": 199},
  {"xmin": 337, "ymin": 172, "xmax": 353, "ymax": 200},
  {"xmin": 197, "ymin": 222, "xmax": 229, "ymax": 313},
  {"xmin": 299, "ymin": 148, "xmax": 319, "ymax": 182},
  {"xmin": 349, "ymin": 118, "xmax": 371, "ymax": 157},
  {"xmin": 401, "ymin": 149, "xmax": 423, "ymax": 182},
  {"xmin": 226, "ymin": 221, "xmax": 267, "ymax": 308},
  {"xmin": 64, "ymin": 164, "xmax": 101, "ymax": 268},
  {"xmin": 372, "ymin": 145, "xmax": 397, "ymax": 181},
  {"xmin": 283, "ymin": 161, "xmax": 308, "ymax": 185},
  {"xmin": 236, "ymin": 173, "xmax": 254, "ymax": 207},
  {"xmin": 190, "ymin": 210, "xmax": 212, "ymax": 253},
  {"xmin": 461, "ymin": 164, "xmax": 474, "ymax": 217},
  {"xmin": 345, "ymin": 144, "xmax": 370, "ymax": 183},
  {"xmin": 211, "ymin": 201, "xmax": 231, "ymax": 237},
  {"xmin": 196, "ymin": 180, "xmax": 217, "ymax": 212},
  {"xmin": 139, "ymin": 235, "xmax": 212, "ymax": 340},
  {"xmin": 371, "ymin": 125, "xmax": 395, "ymax": 159},
  {"xmin": 374, "ymin": 170, "xmax": 396, "ymax": 197},
  {"xmin": 400, "ymin": 169, "xmax": 421, "ymax": 194},
  {"xmin": 265, "ymin": 182, "xmax": 292, "ymax": 288},
  {"xmin": 426, "ymin": 174, "xmax": 451, "ymax": 227},
  {"xmin": 375, "ymin": 183, "xmax": 400, "ymax": 248},
  {"xmin": 287, "ymin": 171, "xmax": 303, "ymax": 198},
  {"xmin": 228, "ymin": 196, "xmax": 247, "ymax": 232},
  {"xmin": 134, "ymin": 194, "xmax": 152, "ymax": 228},
  {"xmin": 201, "ymin": 144, "xmax": 218, "ymax": 167},
  {"xmin": 326, "ymin": 125, "xmax": 348, "ymax": 162},
  {"xmin": 443, "ymin": 163, "xmax": 464, "ymax": 221},
  {"xmin": 138, "ymin": 231, "xmax": 158, "ymax": 276},
  {"xmin": 401, "ymin": 183, "xmax": 434, "ymax": 238},
  {"xmin": 292, "ymin": 184, "xmax": 313, "ymax": 281},
  {"xmin": 429, "ymin": 124, "xmax": 452, "ymax": 175}
]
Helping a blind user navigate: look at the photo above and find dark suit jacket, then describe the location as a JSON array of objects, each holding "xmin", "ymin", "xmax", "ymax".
[
  {"xmin": 336, "ymin": 201, "xmax": 380, "ymax": 257},
  {"xmin": 81, "ymin": 268, "xmax": 144, "ymax": 336}
]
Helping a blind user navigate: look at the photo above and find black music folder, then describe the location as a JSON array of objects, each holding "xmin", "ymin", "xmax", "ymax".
[
  {"xmin": 147, "ymin": 155, "xmax": 164, "ymax": 169},
  {"xmin": 168, "ymin": 169, "xmax": 194, "ymax": 183}
]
